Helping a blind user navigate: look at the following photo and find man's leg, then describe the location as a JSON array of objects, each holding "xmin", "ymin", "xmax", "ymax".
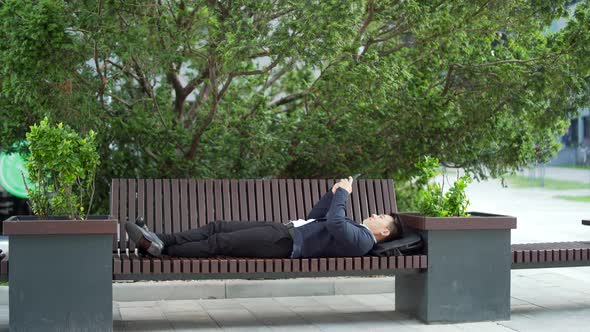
[
  {"xmin": 164, "ymin": 222, "xmax": 293, "ymax": 258},
  {"xmin": 157, "ymin": 220, "xmax": 276, "ymax": 247}
]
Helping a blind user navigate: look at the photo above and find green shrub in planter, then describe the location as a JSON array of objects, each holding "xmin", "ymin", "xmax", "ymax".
[
  {"xmin": 24, "ymin": 117, "xmax": 99, "ymax": 219},
  {"xmin": 415, "ymin": 157, "xmax": 472, "ymax": 217}
]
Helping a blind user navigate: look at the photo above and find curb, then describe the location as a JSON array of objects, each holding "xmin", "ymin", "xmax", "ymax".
[
  {"xmin": 0, "ymin": 277, "xmax": 394, "ymax": 304},
  {"xmin": 112, "ymin": 276, "xmax": 395, "ymax": 302}
]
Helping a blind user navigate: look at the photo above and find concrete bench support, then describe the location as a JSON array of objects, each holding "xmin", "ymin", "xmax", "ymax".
[{"xmin": 396, "ymin": 213, "xmax": 514, "ymax": 323}]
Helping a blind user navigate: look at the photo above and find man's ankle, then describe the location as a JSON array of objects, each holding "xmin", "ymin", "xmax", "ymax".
[{"xmin": 136, "ymin": 237, "xmax": 151, "ymax": 250}]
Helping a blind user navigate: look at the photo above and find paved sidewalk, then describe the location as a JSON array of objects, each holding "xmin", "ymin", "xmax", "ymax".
[{"xmin": 105, "ymin": 266, "xmax": 590, "ymax": 331}]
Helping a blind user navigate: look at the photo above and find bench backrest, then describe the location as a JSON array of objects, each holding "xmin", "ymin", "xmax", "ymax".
[{"xmin": 110, "ymin": 179, "xmax": 397, "ymax": 253}]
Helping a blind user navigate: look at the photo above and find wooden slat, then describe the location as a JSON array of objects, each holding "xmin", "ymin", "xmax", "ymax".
[
  {"xmin": 238, "ymin": 180, "xmax": 248, "ymax": 221},
  {"xmin": 351, "ymin": 180, "xmax": 362, "ymax": 222},
  {"xmin": 366, "ymin": 180, "xmax": 377, "ymax": 218},
  {"xmin": 202, "ymin": 260, "xmax": 210, "ymax": 274},
  {"xmin": 336, "ymin": 258, "xmax": 344, "ymax": 271},
  {"xmin": 380, "ymin": 257, "xmax": 388, "ymax": 269},
  {"xmin": 220, "ymin": 260, "xmax": 228, "ymax": 273},
  {"xmin": 247, "ymin": 260, "xmax": 255, "ymax": 273},
  {"xmin": 119, "ymin": 180, "xmax": 128, "ymax": 252},
  {"xmin": 387, "ymin": 179, "xmax": 398, "ymax": 212},
  {"xmin": 354, "ymin": 257, "xmax": 362, "ymax": 270},
  {"xmin": 302, "ymin": 179, "xmax": 313, "ymax": 216},
  {"xmin": 325, "ymin": 258, "xmax": 334, "ymax": 271},
  {"xmin": 265, "ymin": 259, "xmax": 273, "ymax": 273},
  {"xmin": 238, "ymin": 259, "xmax": 247, "ymax": 273},
  {"xmin": 310, "ymin": 180, "xmax": 320, "ymax": 213},
  {"xmin": 180, "ymin": 179, "xmax": 189, "ymax": 231},
  {"xmin": 163, "ymin": 180, "xmax": 172, "ymax": 234},
  {"xmin": 205, "ymin": 180, "xmax": 214, "ymax": 223},
  {"xmin": 122, "ymin": 254, "xmax": 131, "ymax": 275},
  {"xmin": 191, "ymin": 259, "xmax": 200, "ymax": 274},
  {"xmin": 171, "ymin": 179, "xmax": 180, "ymax": 233},
  {"xmin": 405, "ymin": 256, "xmax": 412, "ymax": 268},
  {"xmin": 388, "ymin": 256, "xmax": 395, "ymax": 269},
  {"xmin": 271, "ymin": 180, "xmax": 280, "ymax": 222},
  {"xmin": 154, "ymin": 179, "xmax": 163, "ymax": 234},
  {"xmin": 197, "ymin": 180, "xmax": 206, "ymax": 227},
  {"xmin": 130, "ymin": 253, "xmax": 141, "ymax": 274},
  {"xmin": 371, "ymin": 257, "xmax": 379, "ymax": 270},
  {"xmin": 397, "ymin": 256, "xmax": 405, "ymax": 269},
  {"xmin": 211, "ymin": 260, "xmax": 219, "ymax": 273},
  {"xmin": 214, "ymin": 180, "xmax": 223, "ymax": 220},
  {"xmin": 162, "ymin": 258, "xmax": 172, "ymax": 274},
  {"xmin": 262, "ymin": 180, "xmax": 278, "ymax": 222},
  {"xmin": 182, "ymin": 259, "xmax": 191, "ymax": 273},
  {"xmin": 172, "ymin": 259, "xmax": 181, "ymax": 273},
  {"xmin": 294, "ymin": 179, "xmax": 304, "ymax": 219},
  {"xmin": 110, "ymin": 179, "xmax": 120, "ymax": 251},
  {"xmin": 319, "ymin": 258, "xmax": 328, "ymax": 272},
  {"xmin": 279, "ymin": 180, "xmax": 288, "ymax": 222},
  {"xmin": 153, "ymin": 259, "xmax": 162, "ymax": 274},
  {"xmin": 146, "ymin": 179, "xmax": 155, "ymax": 233},
  {"xmin": 128, "ymin": 180, "xmax": 136, "ymax": 251},
  {"xmin": 230, "ymin": 180, "xmax": 240, "ymax": 220},
  {"xmin": 247, "ymin": 180, "xmax": 256, "ymax": 220},
  {"xmin": 292, "ymin": 259, "xmax": 300, "ymax": 272},
  {"xmin": 287, "ymin": 179, "xmax": 297, "ymax": 220},
  {"xmin": 374, "ymin": 180, "xmax": 385, "ymax": 214},
  {"xmin": 358, "ymin": 180, "xmax": 369, "ymax": 220},
  {"xmin": 222, "ymin": 180, "xmax": 231, "ymax": 220},
  {"xmin": 137, "ymin": 179, "xmax": 145, "ymax": 223},
  {"xmin": 283, "ymin": 259, "xmax": 291, "ymax": 272},
  {"xmin": 189, "ymin": 179, "xmax": 198, "ymax": 229},
  {"xmin": 381, "ymin": 179, "xmax": 392, "ymax": 213},
  {"xmin": 301, "ymin": 259, "xmax": 309, "ymax": 272},
  {"xmin": 113, "ymin": 255, "xmax": 122, "ymax": 275},
  {"xmin": 229, "ymin": 260, "xmax": 238, "ymax": 273},
  {"xmin": 345, "ymin": 258, "xmax": 353, "ymax": 271},
  {"xmin": 256, "ymin": 179, "xmax": 265, "ymax": 221},
  {"xmin": 274, "ymin": 259, "xmax": 283, "ymax": 273},
  {"xmin": 142, "ymin": 258, "xmax": 151, "ymax": 274},
  {"xmin": 420, "ymin": 255, "xmax": 427, "ymax": 268}
]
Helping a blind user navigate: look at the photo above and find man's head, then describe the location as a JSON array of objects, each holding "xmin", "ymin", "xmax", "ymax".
[{"xmin": 362, "ymin": 213, "xmax": 399, "ymax": 243}]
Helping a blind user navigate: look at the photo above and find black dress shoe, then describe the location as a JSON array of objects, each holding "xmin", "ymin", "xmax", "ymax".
[
  {"xmin": 134, "ymin": 217, "xmax": 151, "ymax": 257},
  {"xmin": 125, "ymin": 222, "xmax": 164, "ymax": 257}
]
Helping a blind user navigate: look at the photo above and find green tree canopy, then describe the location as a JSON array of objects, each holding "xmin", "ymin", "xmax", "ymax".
[{"xmin": 1, "ymin": 0, "xmax": 589, "ymax": 212}]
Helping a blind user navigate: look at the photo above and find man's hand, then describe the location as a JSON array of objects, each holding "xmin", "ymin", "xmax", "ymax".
[{"xmin": 332, "ymin": 176, "xmax": 354, "ymax": 194}]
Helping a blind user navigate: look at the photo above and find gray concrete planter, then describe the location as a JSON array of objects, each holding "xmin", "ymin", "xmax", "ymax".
[
  {"xmin": 3, "ymin": 216, "xmax": 117, "ymax": 332},
  {"xmin": 395, "ymin": 212, "xmax": 517, "ymax": 323}
]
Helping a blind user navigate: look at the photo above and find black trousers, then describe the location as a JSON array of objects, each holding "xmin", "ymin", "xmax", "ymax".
[{"xmin": 157, "ymin": 221, "xmax": 293, "ymax": 258}]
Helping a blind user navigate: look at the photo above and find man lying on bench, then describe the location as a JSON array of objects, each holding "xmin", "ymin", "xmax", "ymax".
[{"xmin": 126, "ymin": 176, "xmax": 400, "ymax": 258}]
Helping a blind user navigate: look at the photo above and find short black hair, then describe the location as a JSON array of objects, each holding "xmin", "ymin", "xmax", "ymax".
[{"xmin": 388, "ymin": 213, "xmax": 405, "ymax": 240}]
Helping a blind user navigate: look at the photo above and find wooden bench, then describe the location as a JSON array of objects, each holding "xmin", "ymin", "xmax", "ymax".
[
  {"xmin": 512, "ymin": 220, "xmax": 590, "ymax": 269},
  {"xmin": 0, "ymin": 178, "xmax": 523, "ymax": 323},
  {"xmin": 109, "ymin": 179, "xmax": 427, "ymax": 280}
]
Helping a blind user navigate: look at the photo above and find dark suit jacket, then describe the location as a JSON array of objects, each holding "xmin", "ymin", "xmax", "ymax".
[{"xmin": 290, "ymin": 188, "xmax": 376, "ymax": 258}]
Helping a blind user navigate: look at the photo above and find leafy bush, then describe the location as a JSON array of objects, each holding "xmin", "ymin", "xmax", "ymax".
[
  {"xmin": 24, "ymin": 117, "xmax": 99, "ymax": 219},
  {"xmin": 399, "ymin": 156, "xmax": 471, "ymax": 217}
]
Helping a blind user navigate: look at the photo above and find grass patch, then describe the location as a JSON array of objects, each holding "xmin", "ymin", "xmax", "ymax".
[
  {"xmin": 0, "ymin": 282, "xmax": 7, "ymax": 286},
  {"xmin": 556, "ymin": 165, "xmax": 590, "ymax": 170},
  {"xmin": 555, "ymin": 195, "xmax": 590, "ymax": 203},
  {"xmin": 506, "ymin": 175, "xmax": 590, "ymax": 190}
]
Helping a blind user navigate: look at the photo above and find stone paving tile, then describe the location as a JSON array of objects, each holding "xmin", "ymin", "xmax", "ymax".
[
  {"xmin": 206, "ymin": 308, "xmax": 272, "ymax": 331},
  {"xmin": 164, "ymin": 311, "xmax": 221, "ymax": 331},
  {"xmin": 157, "ymin": 299, "xmax": 204, "ymax": 312},
  {"xmin": 273, "ymin": 296, "xmax": 323, "ymax": 308},
  {"xmin": 199, "ymin": 298, "xmax": 245, "ymax": 310}
]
